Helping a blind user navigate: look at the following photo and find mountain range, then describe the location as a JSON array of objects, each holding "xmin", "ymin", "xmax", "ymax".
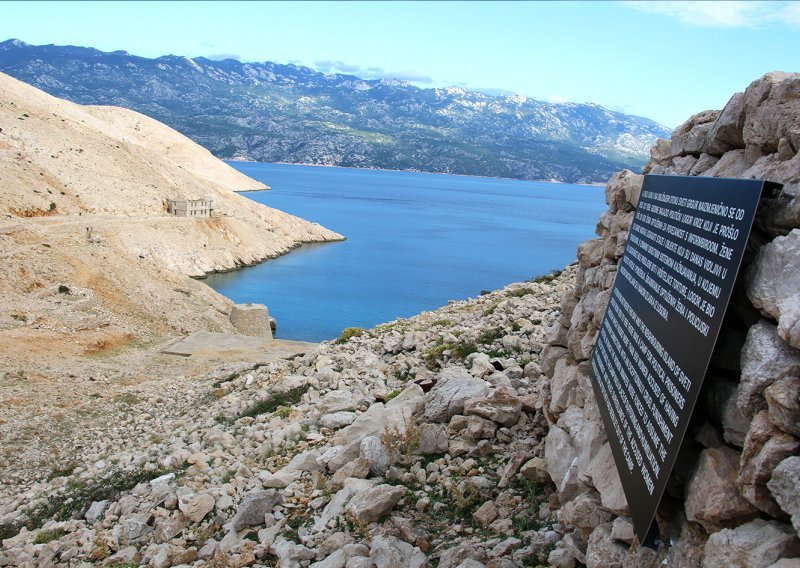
[{"xmin": 0, "ymin": 39, "xmax": 671, "ymax": 183}]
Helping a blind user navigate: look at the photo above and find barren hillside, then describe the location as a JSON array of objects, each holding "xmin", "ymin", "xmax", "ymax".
[{"xmin": 0, "ymin": 70, "xmax": 343, "ymax": 407}]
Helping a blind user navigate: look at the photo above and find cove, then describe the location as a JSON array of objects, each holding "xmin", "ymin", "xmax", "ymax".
[{"xmin": 205, "ymin": 163, "xmax": 606, "ymax": 342}]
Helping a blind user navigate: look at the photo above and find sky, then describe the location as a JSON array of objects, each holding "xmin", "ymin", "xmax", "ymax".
[{"xmin": 1, "ymin": 1, "xmax": 799, "ymax": 128}]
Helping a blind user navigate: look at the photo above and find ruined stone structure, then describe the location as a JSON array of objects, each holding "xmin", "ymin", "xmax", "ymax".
[
  {"xmin": 540, "ymin": 72, "xmax": 800, "ymax": 566},
  {"xmin": 229, "ymin": 303, "xmax": 273, "ymax": 338},
  {"xmin": 167, "ymin": 198, "xmax": 214, "ymax": 217}
]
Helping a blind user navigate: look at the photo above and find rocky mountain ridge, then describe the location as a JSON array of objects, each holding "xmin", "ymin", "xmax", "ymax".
[{"xmin": 0, "ymin": 39, "xmax": 671, "ymax": 184}]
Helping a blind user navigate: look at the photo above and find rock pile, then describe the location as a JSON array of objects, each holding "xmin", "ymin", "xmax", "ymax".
[
  {"xmin": 540, "ymin": 71, "xmax": 800, "ymax": 566},
  {"xmin": 1, "ymin": 268, "xmax": 578, "ymax": 567}
]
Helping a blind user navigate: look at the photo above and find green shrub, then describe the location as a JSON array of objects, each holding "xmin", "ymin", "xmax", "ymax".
[
  {"xmin": 336, "ymin": 327, "xmax": 365, "ymax": 344},
  {"xmin": 240, "ymin": 384, "xmax": 311, "ymax": 418},
  {"xmin": 506, "ymin": 287, "xmax": 533, "ymax": 298}
]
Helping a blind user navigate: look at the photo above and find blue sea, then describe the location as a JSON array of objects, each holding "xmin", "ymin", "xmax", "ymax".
[{"xmin": 204, "ymin": 163, "xmax": 606, "ymax": 342}]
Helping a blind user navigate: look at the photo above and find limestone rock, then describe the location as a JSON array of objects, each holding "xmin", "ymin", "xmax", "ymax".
[
  {"xmin": 463, "ymin": 389, "xmax": 522, "ymax": 427},
  {"xmin": 230, "ymin": 489, "xmax": 281, "ymax": 532},
  {"xmin": 334, "ymin": 383, "xmax": 425, "ymax": 445},
  {"xmin": 705, "ymin": 91, "xmax": 746, "ymax": 154},
  {"xmin": 585, "ymin": 523, "xmax": 627, "ymax": 568},
  {"xmin": 321, "ymin": 412, "xmax": 358, "ymax": 430},
  {"xmin": 270, "ymin": 537, "xmax": 316, "ymax": 568},
  {"xmin": 330, "ymin": 458, "xmax": 372, "ymax": 491},
  {"xmin": 685, "ymin": 447, "xmax": 760, "ymax": 532},
  {"xmin": 520, "ymin": 457, "xmax": 551, "ymax": 484},
  {"xmin": 585, "ymin": 442, "xmax": 628, "ymax": 515},
  {"xmin": 423, "ymin": 372, "xmax": 490, "ymax": 423},
  {"xmin": 739, "ymin": 411, "xmax": 800, "ymax": 516},
  {"xmin": 671, "ymin": 110, "xmax": 719, "ymax": 157},
  {"xmin": 560, "ymin": 492, "xmax": 613, "ymax": 535},
  {"xmin": 417, "ymin": 423, "xmax": 449, "ymax": 455},
  {"xmin": 345, "ymin": 484, "xmax": 404, "ymax": 524},
  {"xmin": 605, "ymin": 170, "xmax": 644, "ymax": 213},
  {"xmin": 360, "ymin": 436, "xmax": 391, "ymax": 476},
  {"xmin": 739, "ymin": 320, "xmax": 800, "ymax": 417},
  {"xmin": 765, "ymin": 377, "xmax": 800, "ymax": 437},
  {"xmin": 742, "ymin": 72, "xmax": 800, "ymax": 153},
  {"xmin": 84, "ymin": 500, "xmax": 109, "ymax": 524},
  {"xmin": 702, "ymin": 519, "xmax": 800, "ymax": 568},
  {"xmin": 472, "ymin": 501, "xmax": 498, "ymax": 527},
  {"xmin": 768, "ymin": 456, "xmax": 800, "ymax": 534},
  {"xmin": 748, "ymin": 230, "xmax": 800, "ymax": 349},
  {"xmin": 369, "ymin": 535, "xmax": 428, "ymax": 568},
  {"xmin": 177, "ymin": 492, "xmax": 215, "ymax": 523},
  {"xmin": 545, "ymin": 425, "xmax": 578, "ymax": 499}
]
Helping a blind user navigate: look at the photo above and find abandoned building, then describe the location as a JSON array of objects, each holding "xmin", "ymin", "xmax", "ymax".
[{"xmin": 167, "ymin": 198, "xmax": 214, "ymax": 217}]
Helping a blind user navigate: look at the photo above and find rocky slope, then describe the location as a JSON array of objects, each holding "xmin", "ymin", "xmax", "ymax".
[
  {"xmin": 0, "ymin": 266, "xmax": 576, "ymax": 567},
  {"xmin": 0, "ymin": 39, "xmax": 671, "ymax": 184}
]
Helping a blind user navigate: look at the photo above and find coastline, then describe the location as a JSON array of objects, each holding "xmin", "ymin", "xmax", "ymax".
[{"xmin": 224, "ymin": 159, "xmax": 611, "ymax": 188}]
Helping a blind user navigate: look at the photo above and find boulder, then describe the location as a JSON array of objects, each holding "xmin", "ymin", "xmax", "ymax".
[
  {"xmin": 768, "ymin": 456, "xmax": 800, "ymax": 534},
  {"xmin": 585, "ymin": 443, "xmax": 628, "ymax": 515},
  {"xmin": 472, "ymin": 501, "xmax": 498, "ymax": 527},
  {"xmin": 369, "ymin": 535, "xmax": 428, "ymax": 568},
  {"xmin": 765, "ymin": 377, "xmax": 800, "ymax": 437},
  {"xmin": 360, "ymin": 436, "xmax": 391, "ymax": 476},
  {"xmin": 345, "ymin": 484, "xmax": 405, "ymax": 524},
  {"xmin": 685, "ymin": 447, "xmax": 759, "ymax": 532},
  {"xmin": 423, "ymin": 371, "xmax": 490, "ymax": 423},
  {"xmin": 230, "ymin": 489, "xmax": 281, "ymax": 532},
  {"xmin": 463, "ymin": 389, "xmax": 522, "ymax": 427},
  {"xmin": 748, "ymin": 230, "xmax": 800, "ymax": 350},
  {"xmin": 738, "ymin": 320, "xmax": 800, "ymax": 417},
  {"xmin": 742, "ymin": 72, "xmax": 800, "ymax": 153},
  {"xmin": 417, "ymin": 423, "xmax": 449, "ymax": 455},
  {"xmin": 334, "ymin": 383, "xmax": 425, "ymax": 445},
  {"xmin": 738, "ymin": 411, "xmax": 800, "ymax": 516},
  {"xmin": 330, "ymin": 457, "xmax": 372, "ymax": 491},
  {"xmin": 177, "ymin": 492, "xmax": 214, "ymax": 523},
  {"xmin": 702, "ymin": 519, "xmax": 800, "ymax": 568},
  {"xmin": 705, "ymin": 91, "xmax": 746, "ymax": 154},
  {"xmin": 585, "ymin": 523, "xmax": 627, "ymax": 568}
]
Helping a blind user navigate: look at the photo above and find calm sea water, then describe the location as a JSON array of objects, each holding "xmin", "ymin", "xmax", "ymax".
[{"xmin": 205, "ymin": 163, "xmax": 606, "ymax": 341}]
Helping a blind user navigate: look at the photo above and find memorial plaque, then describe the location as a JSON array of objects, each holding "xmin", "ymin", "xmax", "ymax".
[{"xmin": 589, "ymin": 175, "xmax": 781, "ymax": 545}]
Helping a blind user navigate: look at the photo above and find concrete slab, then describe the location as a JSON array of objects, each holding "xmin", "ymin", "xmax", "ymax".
[{"xmin": 162, "ymin": 331, "xmax": 317, "ymax": 360}]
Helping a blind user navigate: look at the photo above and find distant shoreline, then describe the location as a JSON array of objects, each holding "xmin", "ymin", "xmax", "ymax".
[{"xmin": 224, "ymin": 158, "xmax": 607, "ymax": 188}]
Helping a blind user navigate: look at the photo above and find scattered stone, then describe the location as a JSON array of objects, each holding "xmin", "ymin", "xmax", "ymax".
[
  {"xmin": 424, "ymin": 372, "xmax": 490, "ymax": 423},
  {"xmin": 370, "ymin": 535, "xmax": 428, "ymax": 568},
  {"xmin": 345, "ymin": 484, "xmax": 405, "ymax": 524},
  {"xmin": 472, "ymin": 501, "xmax": 498, "ymax": 527},
  {"xmin": 463, "ymin": 389, "xmax": 523, "ymax": 427},
  {"xmin": 702, "ymin": 519, "xmax": 800, "ymax": 567},
  {"xmin": 229, "ymin": 489, "xmax": 281, "ymax": 532},
  {"xmin": 177, "ymin": 492, "xmax": 215, "ymax": 523},
  {"xmin": 768, "ymin": 456, "xmax": 800, "ymax": 533}
]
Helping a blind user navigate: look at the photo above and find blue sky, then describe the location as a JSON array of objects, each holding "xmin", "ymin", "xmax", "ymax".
[{"xmin": 2, "ymin": 1, "xmax": 799, "ymax": 128}]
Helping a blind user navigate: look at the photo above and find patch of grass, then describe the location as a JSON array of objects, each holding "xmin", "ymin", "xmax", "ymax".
[
  {"xmin": 477, "ymin": 327, "xmax": 504, "ymax": 345},
  {"xmin": 384, "ymin": 388, "xmax": 403, "ymax": 402},
  {"xmin": 48, "ymin": 463, "xmax": 77, "ymax": 480},
  {"xmin": 510, "ymin": 321, "xmax": 522, "ymax": 332},
  {"xmin": 483, "ymin": 303, "xmax": 498, "ymax": 317},
  {"xmin": 0, "ymin": 466, "xmax": 175, "ymax": 540},
  {"xmin": 33, "ymin": 527, "xmax": 66, "ymax": 544},
  {"xmin": 240, "ymin": 384, "xmax": 311, "ymax": 419},
  {"xmin": 507, "ymin": 287, "xmax": 534, "ymax": 298},
  {"xmin": 479, "ymin": 290, "xmax": 491, "ymax": 296},
  {"xmin": 335, "ymin": 327, "xmax": 365, "ymax": 344},
  {"xmin": 530, "ymin": 269, "xmax": 563, "ymax": 284},
  {"xmin": 273, "ymin": 406, "xmax": 292, "ymax": 419},
  {"xmin": 423, "ymin": 337, "xmax": 478, "ymax": 369},
  {"xmin": 114, "ymin": 393, "xmax": 140, "ymax": 407},
  {"xmin": 431, "ymin": 318, "xmax": 455, "ymax": 327}
]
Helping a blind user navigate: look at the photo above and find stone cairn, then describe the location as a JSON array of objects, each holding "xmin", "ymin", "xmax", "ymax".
[{"xmin": 540, "ymin": 71, "xmax": 800, "ymax": 566}]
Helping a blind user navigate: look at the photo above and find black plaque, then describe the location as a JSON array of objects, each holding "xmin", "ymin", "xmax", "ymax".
[{"xmin": 590, "ymin": 175, "xmax": 780, "ymax": 545}]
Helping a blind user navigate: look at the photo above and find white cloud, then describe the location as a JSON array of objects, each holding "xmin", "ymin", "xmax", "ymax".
[
  {"xmin": 622, "ymin": 0, "xmax": 800, "ymax": 28},
  {"xmin": 547, "ymin": 94, "xmax": 569, "ymax": 104},
  {"xmin": 313, "ymin": 60, "xmax": 433, "ymax": 83}
]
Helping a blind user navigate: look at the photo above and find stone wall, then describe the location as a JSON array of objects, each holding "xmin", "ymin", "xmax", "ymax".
[{"xmin": 540, "ymin": 71, "xmax": 800, "ymax": 566}]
